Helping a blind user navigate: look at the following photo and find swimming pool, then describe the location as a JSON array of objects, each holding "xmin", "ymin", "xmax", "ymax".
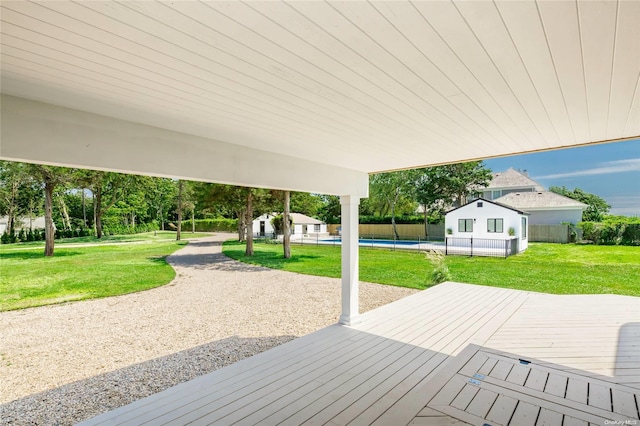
[{"xmin": 322, "ymin": 238, "xmax": 420, "ymax": 246}]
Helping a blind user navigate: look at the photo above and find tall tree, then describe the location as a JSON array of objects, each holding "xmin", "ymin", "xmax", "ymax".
[
  {"xmin": 550, "ymin": 186, "xmax": 610, "ymax": 222},
  {"xmin": 317, "ymin": 195, "xmax": 341, "ymax": 224},
  {"xmin": 283, "ymin": 191, "xmax": 291, "ymax": 259},
  {"xmin": 79, "ymin": 171, "xmax": 137, "ymax": 238},
  {"xmin": 0, "ymin": 161, "xmax": 33, "ymax": 236},
  {"xmin": 176, "ymin": 180, "xmax": 184, "ymax": 241},
  {"xmin": 369, "ymin": 170, "xmax": 418, "ymax": 239},
  {"xmin": 29, "ymin": 165, "xmax": 69, "ymax": 256}
]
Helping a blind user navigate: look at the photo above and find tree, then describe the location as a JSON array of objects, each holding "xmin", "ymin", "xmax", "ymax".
[
  {"xmin": 550, "ymin": 186, "xmax": 610, "ymax": 222},
  {"xmin": 0, "ymin": 161, "xmax": 41, "ymax": 236},
  {"xmin": 176, "ymin": 180, "xmax": 184, "ymax": 241},
  {"xmin": 29, "ymin": 165, "xmax": 69, "ymax": 256},
  {"xmin": 283, "ymin": 191, "xmax": 291, "ymax": 258},
  {"xmin": 369, "ymin": 170, "xmax": 419, "ymax": 239},
  {"xmin": 269, "ymin": 190, "xmax": 293, "ymax": 258},
  {"xmin": 317, "ymin": 195, "xmax": 341, "ymax": 224},
  {"xmin": 440, "ymin": 161, "xmax": 492, "ymax": 207},
  {"xmin": 414, "ymin": 161, "xmax": 492, "ymax": 233},
  {"xmin": 78, "ymin": 171, "xmax": 138, "ymax": 238},
  {"xmin": 289, "ymin": 192, "xmax": 323, "ymax": 217}
]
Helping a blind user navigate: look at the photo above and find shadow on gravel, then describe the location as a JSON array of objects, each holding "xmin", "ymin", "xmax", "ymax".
[{"xmin": 1, "ymin": 334, "xmax": 297, "ymax": 426}]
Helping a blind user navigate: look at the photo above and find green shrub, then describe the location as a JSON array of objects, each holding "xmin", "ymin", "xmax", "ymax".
[
  {"xmin": 180, "ymin": 218, "xmax": 237, "ymax": 232},
  {"xmin": 579, "ymin": 219, "xmax": 640, "ymax": 246}
]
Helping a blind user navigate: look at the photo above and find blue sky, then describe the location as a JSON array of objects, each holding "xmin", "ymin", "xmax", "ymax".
[{"xmin": 483, "ymin": 138, "xmax": 640, "ymax": 216}]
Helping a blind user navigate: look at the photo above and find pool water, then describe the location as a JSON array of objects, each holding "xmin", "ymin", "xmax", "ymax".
[{"xmin": 322, "ymin": 238, "xmax": 420, "ymax": 246}]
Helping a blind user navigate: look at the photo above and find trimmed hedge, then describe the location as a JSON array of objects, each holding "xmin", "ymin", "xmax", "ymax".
[
  {"xmin": 579, "ymin": 218, "xmax": 640, "ymax": 246},
  {"xmin": 101, "ymin": 222, "xmax": 159, "ymax": 236},
  {"xmin": 180, "ymin": 218, "xmax": 238, "ymax": 232},
  {"xmin": 359, "ymin": 215, "xmax": 425, "ymax": 225}
]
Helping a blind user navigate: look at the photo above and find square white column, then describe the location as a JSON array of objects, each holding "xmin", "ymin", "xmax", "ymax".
[{"xmin": 339, "ymin": 195, "xmax": 361, "ymax": 326}]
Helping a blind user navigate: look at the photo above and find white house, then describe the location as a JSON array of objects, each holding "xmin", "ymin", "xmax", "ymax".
[
  {"xmin": 253, "ymin": 213, "xmax": 327, "ymax": 239},
  {"xmin": 445, "ymin": 198, "xmax": 529, "ymax": 252},
  {"xmin": 0, "ymin": 216, "xmax": 47, "ymax": 235},
  {"xmin": 482, "ymin": 169, "xmax": 586, "ymax": 225},
  {"xmin": 495, "ymin": 192, "xmax": 586, "ymax": 225}
]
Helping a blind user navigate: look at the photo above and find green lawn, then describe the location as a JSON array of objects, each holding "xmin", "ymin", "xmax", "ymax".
[
  {"xmin": 0, "ymin": 231, "xmax": 212, "ymax": 249},
  {"xmin": 0, "ymin": 239, "xmax": 192, "ymax": 311},
  {"xmin": 223, "ymin": 241, "xmax": 640, "ymax": 296}
]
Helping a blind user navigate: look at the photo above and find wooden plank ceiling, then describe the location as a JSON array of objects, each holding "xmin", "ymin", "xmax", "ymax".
[{"xmin": 1, "ymin": 0, "xmax": 639, "ymax": 174}]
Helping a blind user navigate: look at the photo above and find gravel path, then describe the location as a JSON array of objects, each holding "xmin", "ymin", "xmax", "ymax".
[{"xmin": 0, "ymin": 234, "xmax": 418, "ymax": 425}]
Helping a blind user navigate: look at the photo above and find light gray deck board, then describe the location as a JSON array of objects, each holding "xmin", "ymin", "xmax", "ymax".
[{"xmin": 79, "ymin": 283, "xmax": 640, "ymax": 426}]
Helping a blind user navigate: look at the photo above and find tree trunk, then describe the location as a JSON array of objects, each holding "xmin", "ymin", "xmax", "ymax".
[
  {"xmin": 391, "ymin": 194, "xmax": 400, "ymax": 240},
  {"xmin": 93, "ymin": 194, "xmax": 97, "ymax": 236},
  {"xmin": 423, "ymin": 207, "xmax": 429, "ymax": 238},
  {"xmin": 245, "ymin": 192, "xmax": 254, "ymax": 256},
  {"xmin": 95, "ymin": 187, "xmax": 103, "ymax": 238},
  {"xmin": 44, "ymin": 179, "xmax": 55, "ymax": 256},
  {"xmin": 7, "ymin": 180, "xmax": 18, "ymax": 236},
  {"xmin": 283, "ymin": 190, "xmax": 291, "ymax": 259},
  {"xmin": 192, "ymin": 208, "xmax": 195, "ymax": 233},
  {"xmin": 176, "ymin": 180, "xmax": 183, "ymax": 241},
  {"xmin": 159, "ymin": 204, "xmax": 165, "ymax": 231},
  {"xmin": 82, "ymin": 188, "xmax": 87, "ymax": 227},
  {"xmin": 57, "ymin": 192, "xmax": 71, "ymax": 231},
  {"xmin": 237, "ymin": 209, "xmax": 246, "ymax": 241}
]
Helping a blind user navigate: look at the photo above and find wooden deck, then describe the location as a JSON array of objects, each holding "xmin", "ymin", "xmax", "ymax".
[{"xmin": 80, "ymin": 282, "xmax": 639, "ymax": 425}]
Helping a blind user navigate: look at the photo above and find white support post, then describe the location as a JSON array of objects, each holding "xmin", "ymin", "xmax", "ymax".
[{"xmin": 339, "ymin": 195, "xmax": 361, "ymax": 326}]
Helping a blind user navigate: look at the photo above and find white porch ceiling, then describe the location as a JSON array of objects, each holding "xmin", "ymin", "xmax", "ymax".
[{"xmin": 1, "ymin": 0, "xmax": 639, "ymax": 192}]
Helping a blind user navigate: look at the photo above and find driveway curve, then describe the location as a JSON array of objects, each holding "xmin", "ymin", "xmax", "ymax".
[{"xmin": 0, "ymin": 234, "xmax": 418, "ymax": 425}]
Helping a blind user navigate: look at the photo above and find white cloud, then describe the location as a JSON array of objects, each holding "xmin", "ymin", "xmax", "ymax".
[{"xmin": 535, "ymin": 158, "xmax": 640, "ymax": 180}]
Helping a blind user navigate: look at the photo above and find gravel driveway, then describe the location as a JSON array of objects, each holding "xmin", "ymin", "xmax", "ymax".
[{"xmin": 0, "ymin": 234, "xmax": 418, "ymax": 425}]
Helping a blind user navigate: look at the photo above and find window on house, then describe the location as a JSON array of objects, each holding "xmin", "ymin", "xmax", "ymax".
[
  {"xmin": 487, "ymin": 218, "xmax": 503, "ymax": 233},
  {"xmin": 458, "ymin": 219, "xmax": 473, "ymax": 232},
  {"xmin": 522, "ymin": 217, "xmax": 527, "ymax": 239},
  {"xmin": 314, "ymin": 224, "xmax": 321, "ymax": 232},
  {"xmin": 492, "ymin": 190, "xmax": 501, "ymax": 199},
  {"xmin": 477, "ymin": 202, "xmax": 483, "ymax": 207}
]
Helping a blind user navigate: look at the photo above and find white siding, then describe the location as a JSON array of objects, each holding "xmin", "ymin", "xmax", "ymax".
[
  {"xmin": 445, "ymin": 200, "xmax": 528, "ymax": 252},
  {"xmin": 253, "ymin": 214, "xmax": 276, "ymax": 236},
  {"xmin": 526, "ymin": 209, "xmax": 583, "ymax": 225}
]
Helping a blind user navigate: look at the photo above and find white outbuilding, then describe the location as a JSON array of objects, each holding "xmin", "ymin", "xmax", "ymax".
[
  {"xmin": 445, "ymin": 198, "xmax": 529, "ymax": 253},
  {"xmin": 253, "ymin": 213, "xmax": 327, "ymax": 239}
]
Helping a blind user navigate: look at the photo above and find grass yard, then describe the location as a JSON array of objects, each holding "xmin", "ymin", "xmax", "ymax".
[
  {"xmin": 0, "ymin": 233, "xmax": 209, "ymax": 311},
  {"xmin": 223, "ymin": 241, "xmax": 640, "ymax": 297},
  {"xmin": 0, "ymin": 231, "xmax": 212, "ymax": 249}
]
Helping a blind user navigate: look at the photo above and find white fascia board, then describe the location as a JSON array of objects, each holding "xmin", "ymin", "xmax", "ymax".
[
  {"xmin": 0, "ymin": 95, "xmax": 368, "ymax": 197},
  {"xmin": 510, "ymin": 206, "xmax": 585, "ymax": 211}
]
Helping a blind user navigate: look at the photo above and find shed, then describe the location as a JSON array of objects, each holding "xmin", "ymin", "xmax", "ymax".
[{"xmin": 445, "ymin": 198, "xmax": 529, "ymax": 252}]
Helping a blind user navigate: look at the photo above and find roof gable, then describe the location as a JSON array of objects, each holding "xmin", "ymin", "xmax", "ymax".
[
  {"xmin": 488, "ymin": 168, "xmax": 544, "ymax": 191},
  {"xmin": 446, "ymin": 197, "xmax": 528, "ymax": 215}
]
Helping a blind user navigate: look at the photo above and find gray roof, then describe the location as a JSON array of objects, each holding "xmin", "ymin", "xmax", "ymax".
[
  {"xmin": 487, "ymin": 168, "xmax": 544, "ymax": 191},
  {"xmin": 289, "ymin": 213, "xmax": 325, "ymax": 225},
  {"xmin": 495, "ymin": 191, "xmax": 587, "ymax": 209}
]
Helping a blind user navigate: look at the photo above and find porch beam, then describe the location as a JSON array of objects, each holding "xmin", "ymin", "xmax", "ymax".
[
  {"xmin": 339, "ymin": 195, "xmax": 361, "ymax": 326},
  {"xmin": 0, "ymin": 95, "xmax": 369, "ymax": 198}
]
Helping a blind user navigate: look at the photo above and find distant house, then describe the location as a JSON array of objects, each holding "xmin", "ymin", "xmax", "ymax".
[
  {"xmin": 495, "ymin": 192, "xmax": 586, "ymax": 225},
  {"xmin": 445, "ymin": 198, "xmax": 529, "ymax": 252},
  {"xmin": 483, "ymin": 168, "xmax": 586, "ymax": 225},
  {"xmin": 482, "ymin": 168, "xmax": 545, "ymax": 200},
  {"xmin": 0, "ymin": 216, "xmax": 47, "ymax": 235},
  {"xmin": 253, "ymin": 213, "xmax": 327, "ymax": 239}
]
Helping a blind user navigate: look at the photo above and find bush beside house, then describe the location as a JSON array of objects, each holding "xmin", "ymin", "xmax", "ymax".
[{"xmin": 579, "ymin": 217, "xmax": 640, "ymax": 246}]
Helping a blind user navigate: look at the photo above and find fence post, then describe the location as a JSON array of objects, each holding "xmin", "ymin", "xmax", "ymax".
[
  {"xmin": 470, "ymin": 237, "xmax": 473, "ymax": 257},
  {"xmin": 505, "ymin": 239, "xmax": 508, "ymax": 258}
]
